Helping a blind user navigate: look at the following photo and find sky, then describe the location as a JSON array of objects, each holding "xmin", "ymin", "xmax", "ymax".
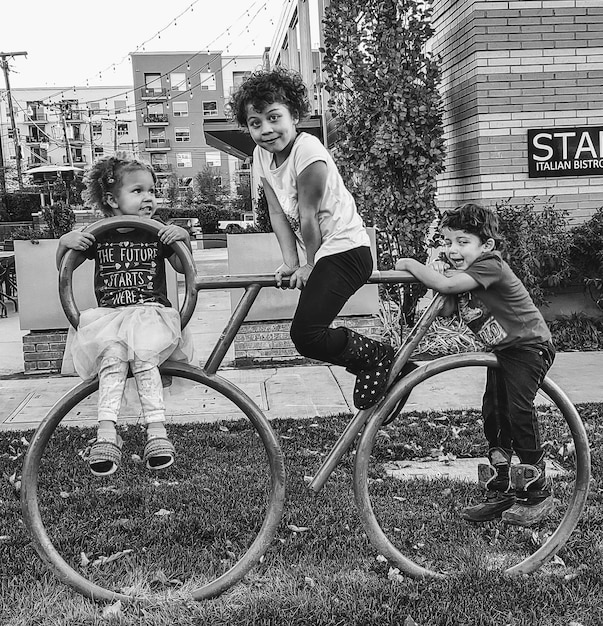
[{"xmin": 0, "ymin": 0, "xmax": 290, "ymax": 89}]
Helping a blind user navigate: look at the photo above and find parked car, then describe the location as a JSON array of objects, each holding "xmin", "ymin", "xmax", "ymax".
[{"xmin": 168, "ymin": 217, "xmax": 202, "ymax": 238}]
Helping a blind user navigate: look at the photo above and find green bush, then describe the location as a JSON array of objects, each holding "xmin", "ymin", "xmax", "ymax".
[
  {"xmin": 549, "ymin": 313, "xmax": 603, "ymax": 351},
  {"xmin": 495, "ymin": 198, "xmax": 573, "ymax": 306},
  {"xmin": 569, "ymin": 206, "xmax": 603, "ymax": 310}
]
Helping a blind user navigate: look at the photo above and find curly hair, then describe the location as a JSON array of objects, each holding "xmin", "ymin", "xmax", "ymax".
[
  {"xmin": 83, "ymin": 153, "xmax": 157, "ymax": 216},
  {"xmin": 228, "ymin": 67, "xmax": 311, "ymax": 127},
  {"xmin": 439, "ymin": 203, "xmax": 506, "ymax": 253}
]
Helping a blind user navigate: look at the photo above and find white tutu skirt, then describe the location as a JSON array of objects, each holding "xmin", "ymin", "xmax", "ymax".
[{"xmin": 67, "ymin": 304, "xmax": 194, "ymax": 381}]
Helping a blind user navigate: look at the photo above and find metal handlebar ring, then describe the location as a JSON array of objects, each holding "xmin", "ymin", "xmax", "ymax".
[{"xmin": 58, "ymin": 216, "xmax": 198, "ymax": 330}]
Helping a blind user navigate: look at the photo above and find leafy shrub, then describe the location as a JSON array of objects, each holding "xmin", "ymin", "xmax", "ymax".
[
  {"xmin": 549, "ymin": 313, "xmax": 603, "ymax": 351},
  {"xmin": 569, "ymin": 207, "xmax": 603, "ymax": 310},
  {"xmin": 41, "ymin": 201, "xmax": 75, "ymax": 238},
  {"xmin": 495, "ymin": 198, "xmax": 572, "ymax": 306},
  {"xmin": 0, "ymin": 192, "xmax": 42, "ymax": 222}
]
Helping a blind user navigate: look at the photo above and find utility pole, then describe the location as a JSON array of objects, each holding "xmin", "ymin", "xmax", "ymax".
[
  {"xmin": 0, "ymin": 115, "xmax": 6, "ymax": 196},
  {"xmin": 59, "ymin": 102, "xmax": 74, "ymax": 167},
  {"xmin": 0, "ymin": 51, "xmax": 27, "ymax": 190}
]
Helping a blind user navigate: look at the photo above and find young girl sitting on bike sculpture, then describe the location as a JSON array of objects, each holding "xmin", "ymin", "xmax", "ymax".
[
  {"xmin": 56, "ymin": 155, "xmax": 194, "ymax": 476},
  {"xmin": 396, "ymin": 203, "xmax": 555, "ymax": 527},
  {"xmin": 229, "ymin": 67, "xmax": 415, "ymax": 410}
]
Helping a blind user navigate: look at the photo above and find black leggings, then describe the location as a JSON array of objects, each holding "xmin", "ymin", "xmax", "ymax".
[{"xmin": 290, "ymin": 246, "xmax": 373, "ymax": 362}]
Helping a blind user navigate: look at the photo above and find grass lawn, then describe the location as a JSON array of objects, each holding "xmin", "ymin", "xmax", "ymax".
[{"xmin": 1, "ymin": 403, "xmax": 602, "ymax": 626}]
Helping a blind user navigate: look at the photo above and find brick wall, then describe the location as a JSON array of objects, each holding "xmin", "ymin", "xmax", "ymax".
[
  {"xmin": 233, "ymin": 315, "xmax": 385, "ymax": 366},
  {"xmin": 431, "ymin": 0, "xmax": 603, "ymax": 221},
  {"xmin": 23, "ymin": 330, "xmax": 67, "ymax": 374}
]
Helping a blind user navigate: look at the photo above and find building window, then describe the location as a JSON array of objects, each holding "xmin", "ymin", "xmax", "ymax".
[
  {"xmin": 200, "ymin": 72, "xmax": 216, "ymax": 90},
  {"xmin": 175, "ymin": 128, "xmax": 190, "ymax": 143},
  {"xmin": 206, "ymin": 151, "xmax": 221, "ymax": 167},
  {"xmin": 94, "ymin": 146, "xmax": 104, "ymax": 158},
  {"xmin": 170, "ymin": 72, "xmax": 187, "ymax": 91},
  {"xmin": 145, "ymin": 73, "xmax": 162, "ymax": 91},
  {"xmin": 89, "ymin": 102, "xmax": 101, "ymax": 113},
  {"xmin": 173, "ymin": 102, "xmax": 188, "ymax": 117},
  {"xmin": 176, "ymin": 152, "xmax": 192, "ymax": 168},
  {"xmin": 114, "ymin": 100, "xmax": 126, "ymax": 114},
  {"xmin": 117, "ymin": 123, "xmax": 128, "ymax": 136},
  {"xmin": 202, "ymin": 101, "xmax": 218, "ymax": 117},
  {"xmin": 92, "ymin": 122, "xmax": 102, "ymax": 136}
]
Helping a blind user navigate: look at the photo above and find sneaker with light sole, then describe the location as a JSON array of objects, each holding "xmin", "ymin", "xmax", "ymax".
[
  {"xmin": 501, "ymin": 495, "xmax": 554, "ymax": 526},
  {"xmin": 461, "ymin": 489, "xmax": 516, "ymax": 522}
]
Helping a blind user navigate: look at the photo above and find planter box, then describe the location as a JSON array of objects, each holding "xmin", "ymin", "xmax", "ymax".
[
  {"xmin": 226, "ymin": 229, "xmax": 382, "ymax": 364},
  {"xmin": 227, "ymin": 229, "xmax": 379, "ymax": 322}
]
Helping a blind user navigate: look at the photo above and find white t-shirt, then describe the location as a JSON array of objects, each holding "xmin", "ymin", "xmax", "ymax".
[{"xmin": 253, "ymin": 132, "xmax": 370, "ymax": 263}]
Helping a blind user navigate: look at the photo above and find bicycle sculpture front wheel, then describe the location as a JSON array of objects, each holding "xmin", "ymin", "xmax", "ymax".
[
  {"xmin": 21, "ymin": 362, "xmax": 286, "ymax": 603},
  {"xmin": 353, "ymin": 353, "xmax": 590, "ymax": 579}
]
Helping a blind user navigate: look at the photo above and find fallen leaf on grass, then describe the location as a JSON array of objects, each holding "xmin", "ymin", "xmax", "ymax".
[
  {"xmin": 287, "ymin": 524, "xmax": 309, "ymax": 533},
  {"xmin": 154, "ymin": 508, "xmax": 173, "ymax": 516},
  {"xmin": 131, "ymin": 453, "xmax": 142, "ymax": 463},
  {"xmin": 93, "ymin": 549, "xmax": 134, "ymax": 567},
  {"xmin": 80, "ymin": 552, "xmax": 90, "ymax": 567},
  {"xmin": 404, "ymin": 616, "xmax": 420, "ymax": 626},
  {"xmin": 218, "ymin": 425, "xmax": 229, "ymax": 432},
  {"xmin": 6, "ymin": 472, "xmax": 21, "ymax": 494},
  {"xmin": 101, "ymin": 600, "xmax": 123, "ymax": 620},
  {"xmin": 376, "ymin": 554, "xmax": 388, "ymax": 563},
  {"xmin": 303, "ymin": 475, "xmax": 314, "ymax": 484},
  {"xmin": 59, "ymin": 491, "xmax": 70, "ymax": 499},
  {"xmin": 388, "ymin": 567, "xmax": 404, "ymax": 583},
  {"xmin": 550, "ymin": 554, "xmax": 566, "ymax": 567},
  {"xmin": 0, "ymin": 535, "xmax": 11, "ymax": 542},
  {"xmin": 304, "ymin": 576, "xmax": 315, "ymax": 587}
]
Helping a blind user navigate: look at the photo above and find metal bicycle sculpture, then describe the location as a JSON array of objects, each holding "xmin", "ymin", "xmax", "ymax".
[{"xmin": 20, "ymin": 217, "xmax": 591, "ymax": 603}]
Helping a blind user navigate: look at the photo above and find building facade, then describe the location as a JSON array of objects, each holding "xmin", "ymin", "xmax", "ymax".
[
  {"xmin": 0, "ymin": 86, "xmax": 137, "ymax": 187},
  {"xmin": 130, "ymin": 51, "xmax": 263, "ymax": 193},
  {"xmin": 431, "ymin": 0, "xmax": 603, "ymax": 221}
]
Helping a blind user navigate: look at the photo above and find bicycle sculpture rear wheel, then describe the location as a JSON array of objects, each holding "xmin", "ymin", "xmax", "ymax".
[
  {"xmin": 353, "ymin": 353, "xmax": 590, "ymax": 579},
  {"xmin": 21, "ymin": 362, "xmax": 286, "ymax": 603},
  {"xmin": 20, "ymin": 217, "xmax": 286, "ymax": 602}
]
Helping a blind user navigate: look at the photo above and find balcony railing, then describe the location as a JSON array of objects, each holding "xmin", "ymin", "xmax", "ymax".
[
  {"xmin": 25, "ymin": 136, "xmax": 46, "ymax": 144},
  {"xmin": 26, "ymin": 114, "xmax": 47, "ymax": 123},
  {"xmin": 143, "ymin": 113, "xmax": 169, "ymax": 124},
  {"xmin": 63, "ymin": 156, "xmax": 87, "ymax": 164},
  {"xmin": 65, "ymin": 113, "xmax": 85, "ymax": 122},
  {"xmin": 141, "ymin": 87, "xmax": 168, "ymax": 100},
  {"xmin": 144, "ymin": 139, "xmax": 171, "ymax": 150}
]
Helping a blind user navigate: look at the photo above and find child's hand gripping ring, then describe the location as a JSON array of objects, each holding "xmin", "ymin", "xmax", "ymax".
[{"xmin": 58, "ymin": 216, "xmax": 198, "ymax": 330}]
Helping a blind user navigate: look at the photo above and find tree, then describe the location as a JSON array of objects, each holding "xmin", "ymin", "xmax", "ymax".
[
  {"xmin": 194, "ymin": 167, "xmax": 226, "ymax": 206},
  {"xmin": 41, "ymin": 201, "xmax": 75, "ymax": 238},
  {"xmin": 323, "ymin": 0, "xmax": 446, "ymax": 319}
]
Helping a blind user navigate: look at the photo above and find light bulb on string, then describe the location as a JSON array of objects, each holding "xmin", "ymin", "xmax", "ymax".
[
  {"xmin": 187, "ymin": 63, "xmax": 190, "ymax": 70},
  {"xmin": 189, "ymin": 90, "xmax": 193, "ymax": 99}
]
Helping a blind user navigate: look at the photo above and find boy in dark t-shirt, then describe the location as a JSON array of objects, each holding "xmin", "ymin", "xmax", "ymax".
[{"xmin": 396, "ymin": 203, "xmax": 555, "ymax": 527}]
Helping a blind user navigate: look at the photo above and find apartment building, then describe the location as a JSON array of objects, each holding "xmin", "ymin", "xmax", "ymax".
[
  {"xmin": 0, "ymin": 86, "xmax": 137, "ymax": 186},
  {"xmin": 130, "ymin": 51, "xmax": 263, "ymax": 193}
]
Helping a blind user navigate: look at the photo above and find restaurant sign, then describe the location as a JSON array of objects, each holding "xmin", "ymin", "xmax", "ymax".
[{"xmin": 528, "ymin": 126, "xmax": 603, "ymax": 178}]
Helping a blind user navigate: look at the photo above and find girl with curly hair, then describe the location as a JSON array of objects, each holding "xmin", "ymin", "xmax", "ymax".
[
  {"xmin": 230, "ymin": 68, "xmax": 414, "ymax": 410},
  {"xmin": 56, "ymin": 154, "xmax": 194, "ymax": 476}
]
